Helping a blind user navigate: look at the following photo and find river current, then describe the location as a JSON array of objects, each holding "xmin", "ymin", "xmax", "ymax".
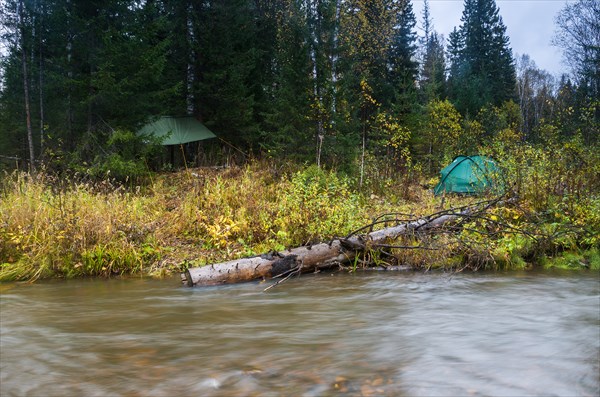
[{"xmin": 1, "ymin": 270, "xmax": 598, "ymax": 396}]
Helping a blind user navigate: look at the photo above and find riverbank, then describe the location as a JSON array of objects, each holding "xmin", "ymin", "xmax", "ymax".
[{"xmin": 1, "ymin": 161, "xmax": 598, "ymax": 282}]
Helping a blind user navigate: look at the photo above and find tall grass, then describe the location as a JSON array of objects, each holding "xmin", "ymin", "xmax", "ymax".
[
  {"xmin": 0, "ymin": 172, "xmax": 162, "ymax": 281},
  {"xmin": 0, "ymin": 163, "xmax": 416, "ymax": 281}
]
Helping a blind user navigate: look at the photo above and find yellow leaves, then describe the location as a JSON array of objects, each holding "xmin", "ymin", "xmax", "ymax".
[
  {"xmin": 486, "ymin": 207, "xmax": 526, "ymax": 229},
  {"xmin": 55, "ymin": 230, "xmax": 67, "ymax": 241},
  {"xmin": 426, "ymin": 99, "xmax": 462, "ymax": 141},
  {"xmin": 7, "ymin": 231, "xmax": 24, "ymax": 249},
  {"xmin": 203, "ymin": 215, "xmax": 241, "ymax": 249},
  {"xmin": 372, "ymin": 111, "xmax": 412, "ymax": 164},
  {"xmin": 360, "ymin": 79, "xmax": 379, "ymax": 107},
  {"xmin": 496, "ymin": 128, "xmax": 522, "ymax": 145},
  {"xmin": 340, "ymin": 0, "xmax": 397, "ymax": 63}
]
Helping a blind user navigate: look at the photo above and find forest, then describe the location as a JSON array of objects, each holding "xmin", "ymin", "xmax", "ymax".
[{"xmin": 0, "ymin": 0, "xmax": 598, "ymax": 280}]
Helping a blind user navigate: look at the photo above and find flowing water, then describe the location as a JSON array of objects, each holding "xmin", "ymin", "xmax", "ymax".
[{"xmin": 1, "ymin": 271, "xmax": 598, "ymax": 397}]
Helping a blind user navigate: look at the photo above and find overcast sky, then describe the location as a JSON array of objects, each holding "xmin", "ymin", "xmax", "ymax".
[{"xmin": 412, "ymin": 0, "xmax": 572, "ymax": 77}]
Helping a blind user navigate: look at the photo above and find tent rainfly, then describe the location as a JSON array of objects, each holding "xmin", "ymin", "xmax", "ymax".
[
  {"xmin": 433, "ymin": 155, "xmax": 501, "ymax": 196},
  {"xmin": 139, "ymin": 116, "xmax": 216, "ymax": 145}
]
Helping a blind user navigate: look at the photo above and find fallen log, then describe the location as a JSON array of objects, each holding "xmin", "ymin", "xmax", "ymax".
[{"xmin": 182, "ymin": 198, "xmax": 504, "ymax": 287}]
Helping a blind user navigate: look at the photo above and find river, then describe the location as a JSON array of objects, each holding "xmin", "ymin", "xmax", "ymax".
[{"xmin": 1, "ymin": 271, "xmax": 598, "ymax": 396}]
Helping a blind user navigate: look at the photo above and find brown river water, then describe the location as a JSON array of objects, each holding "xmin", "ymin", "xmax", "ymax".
[{"xmin": 1, "ymin": 270, "xmax": 599, "ymax": 396}]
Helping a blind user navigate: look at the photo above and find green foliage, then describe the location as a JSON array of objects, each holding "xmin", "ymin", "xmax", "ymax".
[
  {"xmin": 477, "ymin": 101, "xmax": 522, "ymax": 138},
  {"xmin": 67, "ymin": 129, "xmax": 162, "ymax": 183},
  {"xmin": 542, "ymin": 249, "xmax": 600, "ymax": 270},
  {"xmin": 1, "ymin": 151, "xmax": 598, "ymax": 282},
  {"xmin": 86, "ymin": 153, "xmax": 146, "ymax": 182},
  {"xmin": 0, "ymin": 0, "xmax": 595, "ymax": 177},
  {"xmin": 423, "ymin": 99, "xmax": 463, "ymax": 171},
  {"xmin": 482, "ymin": 133, "xmax": 600, "ymax": 261},
  {"xmin": 194, "ymin": 0, "xmax": 262, "ymax": 146},
  {"xmin": 260, "ymin": 0, "xmax": 314, "ymax": 161},
  {"xmin": 491, "ymin": 233, "xmax": 532, "ymax": 270},
  {"xmin": 387, "ymin": 0, "xmax": 419, "ymax": 114},
  {"xmin": 274, "ymin": 165, "xmax": 364, "ymax": 246}
]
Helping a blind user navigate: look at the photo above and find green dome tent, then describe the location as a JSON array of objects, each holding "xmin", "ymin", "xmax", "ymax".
[{"xmin": 433, "ymin": 155, "xmax": 501, "ymax": 196}]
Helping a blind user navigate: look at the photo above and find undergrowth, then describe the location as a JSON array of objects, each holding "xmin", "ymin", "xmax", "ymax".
[
  {"xmin": 1, "ymin": 150, "xmax": 598, "ymax": 282},
  {"xmin": 0, "ymin": 163, "xmax": 417, "ymax": 281}
]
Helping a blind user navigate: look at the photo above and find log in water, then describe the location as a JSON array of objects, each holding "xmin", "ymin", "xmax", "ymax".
[{"xmin": 183, "ymin": 209, "xmax": 467, "ymax": 286}]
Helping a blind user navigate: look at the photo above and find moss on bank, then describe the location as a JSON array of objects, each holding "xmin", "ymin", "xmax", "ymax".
[
  {"xmin": 540, "ymin": 249, "xmax": 600, "ymax": 271},
  {"xmin": 1, "ymin": 161, "xmax": 598, "ymax": 282}
]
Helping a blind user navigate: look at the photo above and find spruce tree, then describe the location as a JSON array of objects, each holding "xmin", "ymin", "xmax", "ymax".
[
  {"xmin": 420, "ymin": 33, "xmax": 446, "ymax": 101},
  {"xmin": 418, "ymin": 0, "xmax": 446, "ymax": 102},
  {"xmin": 261, "ymin": 0, "xmax": 314, "ymax": 159},
  {"xmin": 193, "ymin": 0, "xmax": 261, "ymax": 147},
  {"xmin": 447, "ymin": 0, "xmax": 516, "ymax": 115},
  {"xmin": 388, "ymin": 0, "xmax": 418, "ymax": 115}
]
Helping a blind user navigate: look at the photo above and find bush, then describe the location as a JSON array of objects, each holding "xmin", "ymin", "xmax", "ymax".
[{"xmin": 274, "ymin": 165, "xmax": 365, "ymax": 246}]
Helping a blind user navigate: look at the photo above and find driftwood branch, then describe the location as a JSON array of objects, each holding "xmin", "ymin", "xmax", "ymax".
[{"xmin": 181, "ymin": 198, "xmax": 509, "ymax": 287}]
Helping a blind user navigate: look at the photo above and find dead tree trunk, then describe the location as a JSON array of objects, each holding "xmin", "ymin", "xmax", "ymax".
[{"xmin": 182, "ymin": 203, "xmax": 484, "ymax": 287}]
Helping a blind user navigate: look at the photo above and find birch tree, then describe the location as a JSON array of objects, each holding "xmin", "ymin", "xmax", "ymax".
[{"xmin": 553, "ymin": 0, "xmax": 599, "ymax": 98}]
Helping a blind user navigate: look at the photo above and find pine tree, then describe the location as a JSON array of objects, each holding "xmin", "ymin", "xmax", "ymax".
[
  {"xmin": 335, "ymin": 0, "xmax": 418, "ymax": 183},
  {"xmin": 447, "ymin": 0, "xmax": 516, "ymax": 115},
  {"xmin": 420, "ymin": 33, "xmax": 446, "ymax": 101},
  {"xmin": 388, "ymin": 0, "xmax": 418, "ymax": 115},
  {"xmin": 336, "ymin": 0, "xmax": 399, "ymax": 180},
  {"xmin": 418, "ymin": 0, "xmax": 446, "ymax": 102},
  {"xmin": 90, "ymin": 1, "xmax": 174, "ymax": 129},
  {"xmin": 0, "ymin": 0, "xmax": 25, "ymax": 161}
]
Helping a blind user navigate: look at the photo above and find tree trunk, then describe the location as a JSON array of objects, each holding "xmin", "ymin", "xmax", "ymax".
[
  {"xmin": 359, "ymin": 114, "xmax": 366, "ymax": 188},
  {"xmin": 66, "ymin": 0, "xmax": 73, "ymax": 142},
  {"xmin": 185, "ymin": 2, "xmax": 195, "ymax": 115},
  {"xmin": 19, "ymin": 0, "xmax": 35, "ymax": 173},
  {"xmin": 39, "ymin": 9, "xmax": 45, "ymax": 155},
  {"xmin": 330, "ymin": 0, "xmax": 341, "ymax": 116},
  {"xmin": 308, "ymin": 0, "xmax": 325, "ymax": 168},
  {"xmin": 182, "ymin": 209, "xmax": 470, "ymax": 287}
]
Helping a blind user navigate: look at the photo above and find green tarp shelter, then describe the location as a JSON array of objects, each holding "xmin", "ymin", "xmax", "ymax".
[
  {"xmin": 139, "ymin": 116, "xmax": 216, "ymax": 145},
  {"xmin": 433, "ymin": 155, "xmax": 501, "ymax": 196}
]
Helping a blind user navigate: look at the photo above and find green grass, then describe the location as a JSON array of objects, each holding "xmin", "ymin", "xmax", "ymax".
[{"xmin": 541, "ymin": 248, "xmax": 600, "ymax": 270}]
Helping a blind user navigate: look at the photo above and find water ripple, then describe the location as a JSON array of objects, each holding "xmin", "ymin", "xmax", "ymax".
[{"xmin": 1, "ymin": 271, "xmax": 598, "ymax": 396}]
